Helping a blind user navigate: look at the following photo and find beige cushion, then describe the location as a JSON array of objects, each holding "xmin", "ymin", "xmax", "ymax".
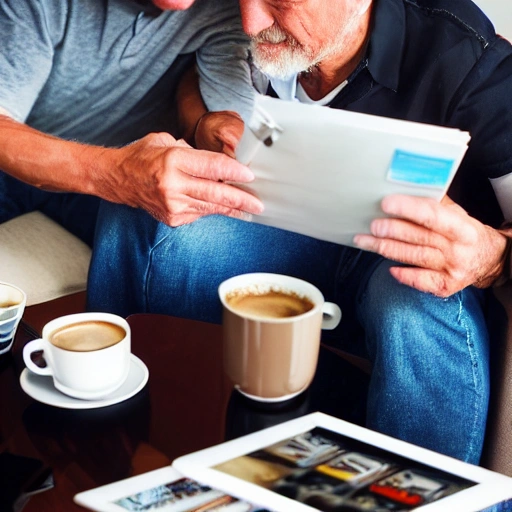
[{"xmin": 0, "ymin": 211, "xmax": 91, "ymax": 306}]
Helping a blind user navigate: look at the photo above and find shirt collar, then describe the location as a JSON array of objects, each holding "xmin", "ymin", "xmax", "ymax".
[{"xmin": 366, "ymin": 0, "xmax": 406, "ymax": 92}]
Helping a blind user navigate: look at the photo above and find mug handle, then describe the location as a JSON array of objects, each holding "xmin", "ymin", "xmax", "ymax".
[
  {"xmin": 23, "ymin": 339, "xmax": 53, "ymax": 376},
  {"xmin": 321, "ymin": 302, "xmax": 342, "ymax": 330}
]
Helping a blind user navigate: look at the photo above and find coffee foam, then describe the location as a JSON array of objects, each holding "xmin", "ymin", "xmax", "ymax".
[
  {"xmin": 226, "ymin": 285, "xmax": 314, "ymax": 319},
  {"xmin": 226, "ymin": 283, "xmax": 298, "ymax": 299},
  {"xmin": 0, "ymin": 285, "xmax": 24, "ymax": 309},
  {"xmin": 50, "ymin": 321, "xmax": 126, "ymax": 352}
]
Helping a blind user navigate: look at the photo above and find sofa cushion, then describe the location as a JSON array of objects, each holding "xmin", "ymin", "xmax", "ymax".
[{"xmin": 0, "ymin": 211, "xmax": 91, "ymax": 306}]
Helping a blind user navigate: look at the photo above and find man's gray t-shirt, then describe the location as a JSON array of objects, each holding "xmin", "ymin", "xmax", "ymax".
[{"xmin": 0, "ymin": 0, "xmax": 254, "ymax": 147}]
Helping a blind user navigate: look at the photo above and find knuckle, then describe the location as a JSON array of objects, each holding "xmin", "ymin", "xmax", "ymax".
[
  {"xmin": 146, "ymin": 131, "xmax": 172, "ymax": 146},
  {"xmin": 375, "ymin": 239, "xmax": 395, "ymax": 258},
  {"xmin": 433, "ymin": 276, "xmax": 453, "ymax": 297},
  {"xmin": 163, "ymin": 147, "xmax": 180, "ymax": 168},
  {"xmin": 143, "ymin": 133, "xmax": 160, "ymax": 145}
]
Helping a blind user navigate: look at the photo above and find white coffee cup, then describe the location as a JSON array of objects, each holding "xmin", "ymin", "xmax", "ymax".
[
  {"xmin": 23, "ymin": 312, "xmax": 131, "ymax": 400},
  {"xmin": 219, "ymin": 273, "xmax": 342, "ymax": 402},
  {"xmin": 0, "ymin": 281, "xmax": 27, "ymax": 355}
]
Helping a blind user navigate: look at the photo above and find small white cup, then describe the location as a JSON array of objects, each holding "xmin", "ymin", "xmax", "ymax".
[
  {"xmin": 0, "ymin": 281, "xmax": 27, "ymax": 355},
  {"xmin": 23, "ymin": 312, "xmax": 131, "ymax": 400}
]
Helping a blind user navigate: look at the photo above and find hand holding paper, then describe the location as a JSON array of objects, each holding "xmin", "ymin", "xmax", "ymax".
[
  {"xmin": 353, "ymin": 194, "xmax": 508, "ymax": 297},
  {"xmin": 201, "ymin": 95, "xmax": 506, "ymax": 295}
]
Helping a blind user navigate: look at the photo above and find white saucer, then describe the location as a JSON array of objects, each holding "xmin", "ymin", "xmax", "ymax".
[{"xmin": 20, "ymin": 354, "xmax": 149, "ymax": 409}]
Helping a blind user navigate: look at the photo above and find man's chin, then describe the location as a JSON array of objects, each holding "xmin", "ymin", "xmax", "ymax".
[
  {"xmin": 252, "ymin": 57, "xmax": 309, "ymax": 81},
  {"xmin": 251, "ymin": 46, "xmax": 312, "ymax": 81}
]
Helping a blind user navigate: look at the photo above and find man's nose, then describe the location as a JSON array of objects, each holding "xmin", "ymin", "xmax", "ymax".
[{"xmin": 239, "ymin": 0, "xmax": 275, "ymax": 36}]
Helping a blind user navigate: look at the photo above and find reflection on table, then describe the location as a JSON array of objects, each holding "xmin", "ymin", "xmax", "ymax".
[{"xmin": 0, "ymin": 313, "xmax": 369, "ymax": 512}]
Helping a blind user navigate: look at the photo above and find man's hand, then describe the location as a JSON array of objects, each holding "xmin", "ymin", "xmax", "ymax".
[
  {"xmin": 194, "ymin": 110, "xmax": 245, "ymax": 157},
  {"xmin": 353, "ymin": 194, "xmax": 508, "ymax": 296},
  {"xmin": 99, "ymin": 132, "xmax": 263, "ymax": 226}
]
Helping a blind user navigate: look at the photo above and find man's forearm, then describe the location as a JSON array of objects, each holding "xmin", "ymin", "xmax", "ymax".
[
  {"xmin": 0, "ymin": 114, "xmax": 112, "ymax": 196},
  {"xmin": 0, "ymin": 109, "xmax": 263, "ymax": 228},
  {"xmin": 175, "ymin": 66, "xmax": 208, "ymax": 146}
]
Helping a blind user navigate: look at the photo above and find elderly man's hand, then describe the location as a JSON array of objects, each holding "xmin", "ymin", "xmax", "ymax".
[
  {"xmin": 101, "ymin": 132, "xmax": 263, "ymax": 227},
  {"xmin": 353, "ymin": 194, "xmax": 508, "ymax": 297}
]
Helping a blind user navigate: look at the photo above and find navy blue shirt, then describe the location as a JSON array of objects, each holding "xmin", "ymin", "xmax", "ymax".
[{"xmin": 269, "ymin": 0, "xmax": 512, "ymax": 227}]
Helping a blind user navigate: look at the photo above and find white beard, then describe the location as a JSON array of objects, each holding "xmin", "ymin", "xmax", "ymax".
[
  {"xmin": 249, "ymin": 15, "xmax": 361, "ymax": 81},
  {"xmin": 249, "ymin": 25, "xmax": 315, "ymax": 80},
  {"xmin": 250, "ymin": 41, "xmax": 315, "ymax": 80}
]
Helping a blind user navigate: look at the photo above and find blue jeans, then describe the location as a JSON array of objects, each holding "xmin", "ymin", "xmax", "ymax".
[
  {"xmin": 88, "ymin": 202, "xmax": 491, "ymax": 465},
  {"xmin": 0, "ymin": 171, "xmax": 100, "ymax": 246}
]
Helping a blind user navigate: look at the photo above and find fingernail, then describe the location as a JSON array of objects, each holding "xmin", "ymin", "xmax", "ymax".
[{"xmin": 254, "ymin": 200, "xmax": 264, "ymax": 214}]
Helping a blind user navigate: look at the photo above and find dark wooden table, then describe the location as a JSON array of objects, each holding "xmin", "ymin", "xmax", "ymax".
[{"xmin": 0, "ymin": 313, "xmax": 368, "ymax": 512}]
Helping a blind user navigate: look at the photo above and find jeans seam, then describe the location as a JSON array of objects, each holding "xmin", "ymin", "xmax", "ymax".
[
  {"xmin": 144, "ymin": 230, "xmax": 173, "ymax": 312},
  {"xmin": 458, "ymin": 290, "xmax": 482, "ymax": 462}
]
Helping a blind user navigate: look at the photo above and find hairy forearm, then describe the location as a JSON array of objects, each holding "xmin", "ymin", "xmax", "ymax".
[
  {"xmin": 0, "ymin": 113, "xmax": 114, "ymax": 197},
  {"xmin": 0, "ymin": 109, "xmax": 263, "ymax": 228}
]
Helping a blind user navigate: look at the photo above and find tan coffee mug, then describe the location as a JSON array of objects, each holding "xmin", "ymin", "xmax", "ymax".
[
  {"xmin": 23, "ymin": 312, "xmax": 130, "ymax": 400},
  {"xmin": 219, "ymin": 273, "xmax": 342, "ymax": 402}
]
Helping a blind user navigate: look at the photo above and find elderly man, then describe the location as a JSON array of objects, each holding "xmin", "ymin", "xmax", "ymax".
[
  {"xmin": 0, "ymin": 0, "xmax": 263, "ymax": 246},
  {"xmin": 88, "ymin": 0, "xmax": 512, "ymax": 465}
]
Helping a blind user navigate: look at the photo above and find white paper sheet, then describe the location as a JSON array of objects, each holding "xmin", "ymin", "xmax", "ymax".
[{"xmin": 236, "ymin": 95, "xmax": 471, "ymax": 247}]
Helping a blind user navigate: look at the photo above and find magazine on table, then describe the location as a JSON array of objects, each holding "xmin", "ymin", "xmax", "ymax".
[{"xmin": 74, "ymin": 412, "xmax": 512, "ymax": 512}]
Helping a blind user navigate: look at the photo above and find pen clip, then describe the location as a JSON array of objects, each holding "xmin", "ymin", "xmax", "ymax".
[{"xmin": 249, "ymin": 105, "xmax": 283, "ymax": 147}]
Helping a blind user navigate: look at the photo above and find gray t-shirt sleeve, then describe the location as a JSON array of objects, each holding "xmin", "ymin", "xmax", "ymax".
[
  {"xmin": 0, "ymin": 0, "xmax": 255, "ymax": 131},
  {"xmin": 194, "ymin": 9, "xmax": 255, "ymax": 124},
  {"xmin": 0, "ymin": 0, "xmax": 61, "ymax": 122}
]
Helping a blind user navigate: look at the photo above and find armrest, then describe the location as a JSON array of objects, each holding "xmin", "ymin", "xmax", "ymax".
[{"xmin": 481, "ymin": 283, "xmax": 512, "ymax": 476}]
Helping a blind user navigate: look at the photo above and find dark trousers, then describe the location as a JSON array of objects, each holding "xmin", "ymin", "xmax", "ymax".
[{"xmin": 0, "ymin": 171, "xmax": 100, "ymax": 247}]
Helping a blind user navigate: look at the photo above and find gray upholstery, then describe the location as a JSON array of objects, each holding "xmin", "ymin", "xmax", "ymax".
[{"xmin": 482, "ymin": 285, "xmax": 512, "ymax": 476}]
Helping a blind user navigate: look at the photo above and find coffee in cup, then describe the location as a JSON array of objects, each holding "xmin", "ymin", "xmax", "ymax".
[
  {"xmin": 49, "ymin": 320, "xmax": 126, "ymax": 352},
  {"xmin": 219, "ymin": 273, "xmax": 342, "ymax": 402},
  {"xmin": 0, "ymin": 281, "xmax": 27, "ymax": 355},
  {"xmin": 225, "ymin": 289, "xmax": 314, "ymax": 319},
  {"xmin": 23, "ymin": 312, "xmax": 131, "ymax": 400}
]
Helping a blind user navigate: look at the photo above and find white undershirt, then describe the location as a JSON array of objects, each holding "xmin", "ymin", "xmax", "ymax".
[
  {"xmin": 296, "ymin": 79, "xmax": 349, "ymax": 105},
  {"xmin": 268, "ymin": 75, "xmax": 348, "ymax": 105}
]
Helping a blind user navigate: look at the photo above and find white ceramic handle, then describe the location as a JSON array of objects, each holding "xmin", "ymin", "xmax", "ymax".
[
  {"xmin": 321, "ymin": 302, "xmax": 342, "ymax": 330},
  {"xmin": 23, "ymin": 339, "xmax": 53, "ymax": 376}
]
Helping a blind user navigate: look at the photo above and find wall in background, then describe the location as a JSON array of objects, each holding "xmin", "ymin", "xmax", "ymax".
[{"xmin": 472, "ymin": 0, "xmax": 512, "ymax": 41}]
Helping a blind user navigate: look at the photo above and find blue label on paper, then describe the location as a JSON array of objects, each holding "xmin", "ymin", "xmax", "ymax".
[{"xmin": 388, "ymin": 150, "xmax": 455, "ymax": 188}]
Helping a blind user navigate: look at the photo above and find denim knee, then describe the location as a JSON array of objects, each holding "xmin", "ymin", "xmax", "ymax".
[{"xmin": 358, "ymin": 260, "xmax": 490, "ymax": 463}]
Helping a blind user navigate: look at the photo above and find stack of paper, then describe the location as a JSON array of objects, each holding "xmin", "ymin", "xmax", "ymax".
[{"xmin": 236, "ymin": 94, "xmax": 471, "ymax": 247}]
